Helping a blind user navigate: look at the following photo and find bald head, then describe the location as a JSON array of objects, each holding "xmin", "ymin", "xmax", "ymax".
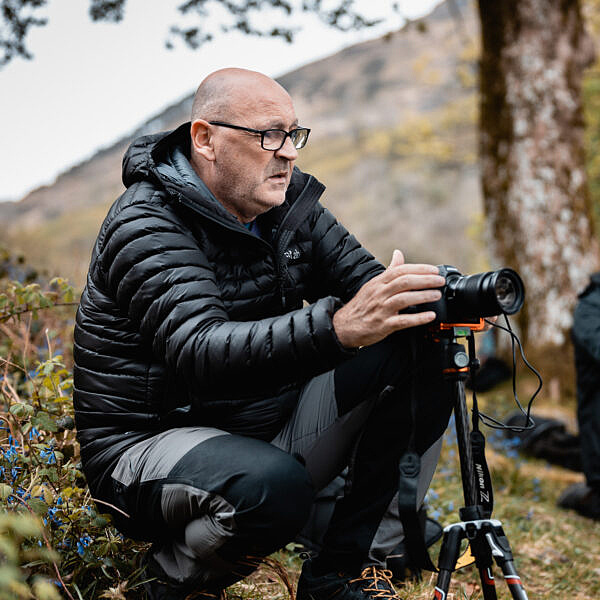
[
  {"xmin": 191, "ymin": 68, "xmax": 291, "ymax": 122},
  {"xmin": 189, "ymin": 68, "xmax": 300, "ymax": 223}
]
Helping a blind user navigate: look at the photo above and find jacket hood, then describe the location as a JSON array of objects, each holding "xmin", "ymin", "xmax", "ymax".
[
  {"xmin": 121, "ymin": 122, "xmax": 239, "ymax": 226},
  {"xmin": 121, "ymin": 123, "xmax": 188, "ymax": 189}
]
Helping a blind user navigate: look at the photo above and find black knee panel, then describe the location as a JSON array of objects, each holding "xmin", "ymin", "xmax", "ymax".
[
  {"xmin": 168, "ymin": 433, "xmax": 315, "ymax": 552},
  {"xmin": 228, "ymin": 443, "xmax": 315, "ymax": 544}
]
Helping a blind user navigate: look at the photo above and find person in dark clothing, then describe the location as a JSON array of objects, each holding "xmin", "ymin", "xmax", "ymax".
[
  {"xmin": 73, "ymin": 68, "xmax": 454, "ymax": 600},
  {"xmin": 557, "ymin": 272, "xmax": 600, "ymax": 520}
]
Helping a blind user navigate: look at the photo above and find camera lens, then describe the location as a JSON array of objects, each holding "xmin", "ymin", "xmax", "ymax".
[
  {"xmin": 448, "ymin": 267, "xmax": 525, "ymax": 320},
  {"xmin": 488, "ymin": 269, "xmax": 524, "ymax": 315},
  {"xmin": 495, "ymin": 275, "xmax": 518, "ymax": 311}
]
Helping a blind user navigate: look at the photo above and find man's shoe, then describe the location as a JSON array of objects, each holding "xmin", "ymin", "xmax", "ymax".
[
  {"xmin": 142, "ymin": 551, "xmax": 225, "ymax": 600},
  {"xmin": 297, "ymin": 560, "xmax": 402, "ymax": 600},
  {"xmin": 186, "ymin": 592, "xmax": 225, "ymax": 600},
  {"xmin": 504, "ymin": 411, "xmax": 582, "ymax": 471},
  {"xmin": 143, "ymin": 576, "xmax": 225, "ymax": 600},
  {"xmin": 557, "ymin": 482, "xmax": 600, "ymax": 520}
]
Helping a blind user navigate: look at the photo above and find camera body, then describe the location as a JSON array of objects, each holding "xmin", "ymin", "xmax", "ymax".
[{"xmin": 423, "ymin": 265, "xmax": 525, "ymax": 324}]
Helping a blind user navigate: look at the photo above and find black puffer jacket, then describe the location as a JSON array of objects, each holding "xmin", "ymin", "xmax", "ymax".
[
  {"xmin": 573, "ymin": 272, "xmax": 600, "ymax": 407},
  {"xmin": 572, "ymin": 272, "xmax": 600, "ymax": 484},
  {"xmin": 573, "ymin": 273, "xmax": 600, "ymax": 364},
  {"xmin": 73, "ymin": 123, "xmax": 383, "ymax": 500}
]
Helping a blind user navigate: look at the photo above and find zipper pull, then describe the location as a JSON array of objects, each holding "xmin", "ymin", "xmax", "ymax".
[
  {"xmin": 280, "ymin": 282, "xmax": 287, "ymax": 308},
  {"xmin": 276, "ymin": 270, "xmax": 287, "ymax": 308}
]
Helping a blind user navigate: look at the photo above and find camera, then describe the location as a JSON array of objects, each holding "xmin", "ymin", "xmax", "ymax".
[{"xmin": 424, "ymin": 265, "xmax": 525, "ymax": 324}]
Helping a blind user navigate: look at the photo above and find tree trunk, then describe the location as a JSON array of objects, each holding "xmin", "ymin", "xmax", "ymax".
[{"xmin": 477, "ymin": 0, "xmax": 600, "ymax": 347}]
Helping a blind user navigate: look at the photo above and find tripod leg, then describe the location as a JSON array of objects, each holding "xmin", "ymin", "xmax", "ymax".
[
  {"xmin": 478, "ymin": 565, "xmax": 497, "ymax": 600},
  {"xmin": 432, "ymin": 525, "xmax": 463, "ymax": 600},
  {"xmin": 485, "ymin": 526, "xmax": 529, "ymax": 600},
  {"xmin": 470, "ymin": 532, "xmax": 498, "ymax": 600},
  {"xmin": 499, "ymin": 561, "xmax": 529, "ymax": 600}
]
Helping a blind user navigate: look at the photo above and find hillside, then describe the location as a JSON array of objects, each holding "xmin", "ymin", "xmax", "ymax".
[{"xmin": 0, "ymin": 0, "xmax": 482, "ymax": 288}]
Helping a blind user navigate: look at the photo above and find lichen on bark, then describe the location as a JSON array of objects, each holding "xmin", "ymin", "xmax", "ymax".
[{"xmin": 478, "ymin": 0, "xmax": 600, "ymax": 347}]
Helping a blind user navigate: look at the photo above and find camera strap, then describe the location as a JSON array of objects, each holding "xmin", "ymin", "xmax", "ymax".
[
  {"xmin": 468, "ymin": 335, "xmax": 494, "ymax": 517},
  {"xmin": 396, "ymin": 332, "xmax": 438, "ymax": 573}
]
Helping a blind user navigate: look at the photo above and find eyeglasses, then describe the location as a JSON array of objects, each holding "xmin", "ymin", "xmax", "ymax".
[{"xmin": 209, "ymin": 121, "xmax": 311, "ymax": 151}]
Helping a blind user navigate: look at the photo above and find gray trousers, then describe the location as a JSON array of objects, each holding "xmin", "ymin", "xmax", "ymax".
[{"xmin": 111, "ymin": 369, "xmax": 443, "ymax": 585}]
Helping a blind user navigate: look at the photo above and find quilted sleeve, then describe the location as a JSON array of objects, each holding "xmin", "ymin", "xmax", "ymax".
[
  {"xmin": 97, "ymin": 197, "xmax": 353, "ymax": 399},
  {"xmin": 306, "ymin": 202, "xmax": 385, "ymax": 304}
]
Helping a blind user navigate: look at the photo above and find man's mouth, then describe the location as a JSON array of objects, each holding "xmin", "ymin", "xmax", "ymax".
[{"xmin": 268, "ymin": 172, "xmax": 288, "ymax": 182}]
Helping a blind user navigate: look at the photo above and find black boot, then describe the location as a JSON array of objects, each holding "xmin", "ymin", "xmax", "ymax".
[
  {"xmin": 296, "ymin": 560, "xmax": 402, "ymax": 600},
  {"xmin": 557, "ymin": 482, "xmax": 600, "ymax": 520},
  {"xmin": 142, "ymin": 551, "xmax": 225, "ymax": 600}
]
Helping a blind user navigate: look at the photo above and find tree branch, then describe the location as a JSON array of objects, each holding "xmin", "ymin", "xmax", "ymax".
[{"xmin": 0, "ymin": 301, "xmax": 79, "ymax": 324}]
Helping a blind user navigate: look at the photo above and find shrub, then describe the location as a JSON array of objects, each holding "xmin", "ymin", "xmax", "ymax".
[{"xmin": 0, "ymin": 260, "xmax": 148, "ymax": 599}]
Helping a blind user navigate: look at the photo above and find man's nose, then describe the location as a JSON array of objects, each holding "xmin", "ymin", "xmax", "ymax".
[{"xmin": 275, "ymin": 136, "xmax": 298, "ymax": 161}]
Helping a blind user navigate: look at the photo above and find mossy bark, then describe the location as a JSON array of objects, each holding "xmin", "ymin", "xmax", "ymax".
[{"xmin": 477, "ymin": 0, "xmax": 600, "ymax": 347}]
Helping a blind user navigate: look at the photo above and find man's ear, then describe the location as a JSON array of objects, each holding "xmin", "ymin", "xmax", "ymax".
[{"xmin": 190, "ymin": 120, "xmax": 216, "ymax": 161}]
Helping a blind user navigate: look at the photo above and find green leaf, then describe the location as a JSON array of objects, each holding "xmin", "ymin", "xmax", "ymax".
[
  {"xmin": 42, "ymin": 363, "xmax": 54, "ymax": 377},
  {"xmin": 27, "ymin": 498, "xmax": 48, "ymax": 516},
  {"xmin": 0, "ymin": 484, "xmax": 13, "ymax": 500},
  {"xmin": 91, "ymin": 515, "xmax": 109, "ymax": 528},
  {"xmin": 31, "ymin": 412, "xmax": 58, "ymax": 432},
  {"xmin": 42, "ymin": 376, "xmax": 56, "ymax": 392},
  {"xmin": 38, "ymin": 469, "xmax": 58, "ymax": 483},
  {"xmin": 39, "ymin": 296, "xmax": 53, "ymax": 309},
  {"xmin": 9, "ymin": 403, "xmax": 34, "ymax": 418}
]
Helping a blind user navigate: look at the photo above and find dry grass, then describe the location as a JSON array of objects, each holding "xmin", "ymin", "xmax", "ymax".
[{"xmin": 226, "ymin": 376, "xmax": 600, "ymax": 600}]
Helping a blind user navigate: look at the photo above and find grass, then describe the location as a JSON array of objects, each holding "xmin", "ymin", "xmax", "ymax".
[
  {"xmin": 225, "ymin": 374, "xmax": 600, "ymax": 600},
  {"xmin": 2, "ymin": 274, "xmax": 596, "ymax": 598}
]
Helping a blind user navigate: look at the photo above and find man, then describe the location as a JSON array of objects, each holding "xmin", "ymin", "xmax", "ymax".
[
  {"xmin": 73, "ymin": 68, "xmax": 453, "ymax": 600},
  {"xmin": 557, "ymin": 271, "xmax": 600, "ymax": 520}
]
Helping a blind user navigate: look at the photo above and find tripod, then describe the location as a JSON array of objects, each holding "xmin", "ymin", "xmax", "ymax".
[{"xmin": 431, "ymin": 324, "xmax": 529, "ymax": 600}]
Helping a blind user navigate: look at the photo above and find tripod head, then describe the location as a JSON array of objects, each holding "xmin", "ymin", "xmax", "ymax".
[{"xmin": 429, "ymin": 320, "xmax": 486, "ymax": 380}]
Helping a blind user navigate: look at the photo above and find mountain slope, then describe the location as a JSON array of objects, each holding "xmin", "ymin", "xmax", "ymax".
[{"xmin": 0, "ymin": 0, "xmax": 482, "ymax": 287}]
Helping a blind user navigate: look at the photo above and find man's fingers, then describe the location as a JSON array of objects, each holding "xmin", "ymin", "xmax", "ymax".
[
  {"xmin": 384, "ymin": 273, "xmax": 445, "ymax": 294},
  {"xmin": 389, "ymin": 249, "xmax": 405, "ymax": 268},
  {"xmin": 386, "ymin": 310, "xmax": 437, "ymax": 331},
  {"xmin": 385, "ymin": 289, "xmax": 442, "ymax": 311},
  {"xmin": 381, "ymin": 263, "xmax": 442, "ymax": 284}
]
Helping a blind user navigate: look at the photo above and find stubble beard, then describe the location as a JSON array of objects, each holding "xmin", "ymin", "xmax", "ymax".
[{"xmin": 215, "ymin": 159, "xmax": 289, "ymax": 221}]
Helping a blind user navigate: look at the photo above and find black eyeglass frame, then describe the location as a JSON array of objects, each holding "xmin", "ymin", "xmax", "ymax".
[{"xmin": 209, "ymin": 121, "xmax": 311, "ymax": 151}]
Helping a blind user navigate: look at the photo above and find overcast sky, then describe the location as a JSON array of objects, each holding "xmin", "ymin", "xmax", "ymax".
[{"xmin": 0, "ymin": 0, "xmax": 440, "ymax": 201}]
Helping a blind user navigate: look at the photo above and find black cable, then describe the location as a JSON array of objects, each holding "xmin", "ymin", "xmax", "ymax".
[{"xmin": 471, "ymin": 315, "xmax": 542, "ymax": 432}]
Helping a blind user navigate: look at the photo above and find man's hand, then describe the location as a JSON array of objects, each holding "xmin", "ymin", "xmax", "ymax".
[{"xmin": 333, "ymin": 249, "xmax": 445, "ymax": 349}]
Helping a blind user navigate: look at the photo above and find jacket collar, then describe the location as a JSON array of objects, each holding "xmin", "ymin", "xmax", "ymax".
[{"xmin": 146, "ymin": 122, "xmax": 323, "ymax": 233}]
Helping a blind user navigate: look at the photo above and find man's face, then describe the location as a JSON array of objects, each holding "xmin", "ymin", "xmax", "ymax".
[{"xmin": 208, "ymin": 88, "xmax": 299, "ymax": 222}]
